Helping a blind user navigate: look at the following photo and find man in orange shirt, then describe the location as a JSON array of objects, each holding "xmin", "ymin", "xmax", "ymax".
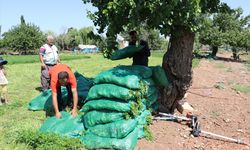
[{"xmin": 49, "ymin": 64, "xmax": 78, "ymax": 119}]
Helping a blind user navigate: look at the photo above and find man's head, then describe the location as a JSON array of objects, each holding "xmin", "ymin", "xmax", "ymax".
[
  {"xmin": 129, "ymin": 30, "xmax": 137, "ymax": 43},
  {"xmin": 58, "ymin": 71, "xmax": 69, "ymax": 86},
  {"xmin": 47, "ymin": 35, "xmax": 55, "ymax": 46}
]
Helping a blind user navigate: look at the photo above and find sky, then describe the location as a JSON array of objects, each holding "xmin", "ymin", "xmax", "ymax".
[{"xmin": 0, "ymin": 0, "xmax": 250, "ymax": 35}]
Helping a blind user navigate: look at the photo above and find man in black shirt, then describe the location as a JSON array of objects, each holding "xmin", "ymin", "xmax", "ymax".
[{"xmin": 129, "ymin": 30, "xmax": 151, "ymax": 66}]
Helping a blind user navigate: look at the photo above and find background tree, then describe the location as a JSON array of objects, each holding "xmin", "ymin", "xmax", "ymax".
[
  {"xmin": 82, "ymin": 0, "xmax": 230, "ymax": 113},
  {"xmin": 199, "ymin": 15, "xmax": 226, "ymax": 57},
  {"xmin": 67, "ymin": 27, "xmax": 80, "ymax": 50},
  {"xmin": 120, "ymin": 26, "xmax": 168, "ymax": 51},
  {"xmin": 44, "ymin": 30, "xmax": 56, "ymax": 38},
  {"xmin": 224, "ymin": 8, "xmax": 250, "ymax": 59},
  {"xmin": 2, "ymin": 16, "xmax": 44, "ymax": 54},
  {"xmin": 79, "ymin": 27, "xmax": 94, "ymax": 44},
  {"xmin": 20, "ymin": 15, "xmax": 26, "ymax": 25},
  {"xmin": 243, "ymin": 29, "xmax": 250, "ymax": 51},
  {"xmin": 199, "ymin": 8, "xmax": 250, "ymax": 59},
  {"xmin": 56, "ymin": 27, "xmax": 107, "ymax": 51},
  {"xmin": 56, "ymin": 33, "xmax": 67, "ymax": 50},
  {"xmin": 87, "ymin": 31, "xmax": 107, "ymax": 52}
]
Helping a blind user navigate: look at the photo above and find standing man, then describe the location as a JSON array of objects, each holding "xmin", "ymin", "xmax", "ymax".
[
  {"xmin": 129, "ymin": 30, "xmax": 151, "ymax": 66},
  {"xmin": 49, "ymin": 64, "xmax": 78, "ymax": 119},
  {"xmin": 39, "ymin": 35, "xmax": 60, "ymax": 91}
]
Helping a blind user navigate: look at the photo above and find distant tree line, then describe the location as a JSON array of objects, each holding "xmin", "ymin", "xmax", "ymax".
[{"xmin": 0, "ymin": 16, "xmax": 169, "ymax": 55}]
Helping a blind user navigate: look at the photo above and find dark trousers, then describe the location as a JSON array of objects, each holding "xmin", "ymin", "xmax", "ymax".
[
  {"xmin": 57, "ymin": 85, "xmax": 73, "ymax": 111},
  {"xmin": 132, "ymin": 56, "xmax": 149, "ymax": 66},
  {"xmin": 41, "ymin": 65, "xmax": 54, "ymax": 91}
]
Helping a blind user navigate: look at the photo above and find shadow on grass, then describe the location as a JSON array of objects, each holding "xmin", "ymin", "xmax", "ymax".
[
  {"xmin": 35, "ymin": 87, "xmax": 43, "ymax": 92},
  {"xmin": 193, "ymin": 53, "xmax": 248, "ymax": 64}
]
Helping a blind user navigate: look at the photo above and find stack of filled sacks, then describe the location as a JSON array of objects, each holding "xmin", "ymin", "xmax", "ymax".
[
  {"xmin": 28, "ymin": 72, "xmax": 94, "ymax": 113},
  {"xmin": 80, "ymin": 65, "xmax": 158, "ymax": 149}
]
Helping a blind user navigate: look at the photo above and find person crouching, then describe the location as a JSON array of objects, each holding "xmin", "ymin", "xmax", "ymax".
[{"xmin": 49, "ymin": 64, "xmax": 78, "ymax": 119}]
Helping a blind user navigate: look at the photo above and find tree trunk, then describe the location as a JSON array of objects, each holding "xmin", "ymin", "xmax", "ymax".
[
  {"xmin": 159, "ymin": 26, "xmax": 195, "ymax": 113},
  {"xmin": 211, "ymin": 46, "xmax": 218, "ymax": 57},
  {"xmin": 232, "ymin": 47, "xmax": 239, "ymax": 60}
]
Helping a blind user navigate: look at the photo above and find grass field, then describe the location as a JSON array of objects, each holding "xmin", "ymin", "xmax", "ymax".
[
  {"xmin": 0, "ymin": 52, "xmax": 200, "ymax": 149},
  {"xmin": 2, "ymin": 53, "xmax": 91, "ymax": 65}
]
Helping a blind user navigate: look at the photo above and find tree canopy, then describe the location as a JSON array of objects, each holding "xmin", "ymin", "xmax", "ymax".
[
  {"xmin": 84, "ymin": 0, "xmax": 228, "ymax": 35},
  {"xmin": 199, "ymin": 8, "xmax": 250, "ymax": 58},
  {"xmin": 82, "ymin": 0, "xmax": 230, "ymax": 113},
  {"xmin": 83, "ymin": 0, "xmax": 229, "ymax": 56},
  {"xmin": 2, "ymin": 16, "xmax": 44, "ymax": 54}
]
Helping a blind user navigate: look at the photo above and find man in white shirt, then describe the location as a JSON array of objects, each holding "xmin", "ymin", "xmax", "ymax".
[{"xmin": 39, "ymin": 35, "xmax": 60, "ymax": 91}]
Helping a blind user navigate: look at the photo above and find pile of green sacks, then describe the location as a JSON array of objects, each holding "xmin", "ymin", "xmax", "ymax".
[
  {"xmin": 80, "ymin": 65, "xmax": 158, "ymax": 149},
  {"xmin": 29, "ymin": 65, "xmax": 170, "ymax": 150}
]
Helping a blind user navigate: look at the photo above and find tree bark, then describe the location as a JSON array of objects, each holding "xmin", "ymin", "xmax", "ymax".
[
  {"xmin": 232, "ymin": 47, "xmax": 239, "ymax": 60},
  {"xmin": 159, "ymin": 26, "xmax": 195, "ymax": 113},
  {"xmin": 211, "ymin": 46, "xmax": 218, "ymax": 57}
]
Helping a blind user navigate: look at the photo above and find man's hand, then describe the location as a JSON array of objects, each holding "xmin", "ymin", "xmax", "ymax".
[
  {"xmin": 71, "ymin": 109, "xmax": 78, "ymax": 117},
  {"xmin": 55, "ymin": 112, "xmax": 61, "ymax": 119},
  {"xmin": 41, "ymin": 63, "xmax": 46, "ymax": 69}
]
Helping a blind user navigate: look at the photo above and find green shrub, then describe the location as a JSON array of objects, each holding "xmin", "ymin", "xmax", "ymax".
[
  {"xmin": 245, "ymin": 64, "xmax": 250, "ymax": 71},
  {"xmin": 232, "ymin": 84, "xmax": 250, "ymax": 93},
  {"xmin": 15, "ymin": 130, "xmax": 83, "ymax": 150},
  {"xmin": 214, "ymin": 82, "xmax": 225, "ymax": 89},
  {"xmin": 192, "ymin": 58, "xmax": 200, "ymax": 68},
  {"xmin": 143, "ymin": 125, "xmax": 153, "ymax": 141}
]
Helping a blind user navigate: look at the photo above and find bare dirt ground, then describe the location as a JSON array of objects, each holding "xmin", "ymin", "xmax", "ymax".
[{"xmin": 136, "ymin": 52, "xmax": 250, "ymax": 150}]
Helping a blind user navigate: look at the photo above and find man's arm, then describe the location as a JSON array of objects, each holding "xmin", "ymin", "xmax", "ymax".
[
  {"xmin": 71, "ymin": 88, "xmax": 78, "ymax": 117},
  {"xmin": 57, "ymin": 57, "xmax": 61, "ymax": 63},
  {"xmin": 39, "ymin": 47, "xmax": 46, "ymax": 68},
  {"xmin": 39, "ymin": 55, "xmax": 46, "ymax": 68},
  {"xmin": 52, "ymin": 92, "xmax": 61, "ymax": 118},
  {"xmin": 56, "ymin": 46, "xmax": 61, "ymax": 63}
]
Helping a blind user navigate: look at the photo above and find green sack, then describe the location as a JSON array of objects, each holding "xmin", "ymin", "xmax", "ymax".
[
  {"xmin": 81, "ymin": 127, "xmax": 139, "ymax": 150},
  {"xmin": 74, "ymin": 72, "xmax": 94, "ymax": 103},
  {"xmin": 150, "ymin": 102, "xmax": 159, "ymax": 111},
  {"xmin": 95, "ymin": 68, "xmax": 142, "ymax": 90},
  {"xmin": 148, "ymin": 92, "xmax": 158, "ymax": 106},
  {"xmin": 151, "ymin": 66, "xmax": 170, "ymax": 88},
  {"xmin": 110, "ymin": 45, "xmax": 144, "ymax": 60},
  {"xmin": 82, "ymin": 110, "xmax": 124, "ymax": 128},
  {"xmin": 143, "ymin": 78, "xmax": 155, "ymax": 87},
  {"xmin": 39, "ymin": 111, "xmax": 84, "ymax": 138},
  {"xmin": 86, "ymin": 84, "xmax": 140, "ymax": 101},
  {"xmin": 94, "ymin": 65, "xmax": 153, "ymax": 90},
  {"xmin": 80, "ymin": 99, "xmax": 134, "ymax": 113},
  {"xmin": 147, "ymin": 86, "xmax": 157, "ymax": 96},
  {"xmin": 87, "ymin": 119, "xmax": 137, "ymax": 138},
  {"xmin": 137, "ymin": 125, "xmax": 145, "ymax": 139},
  {"xmin": 28, "ymin": 88, "xmax": 68, "ymax": 111},
  {"xmin": 116, "ymin": 65, "xmax": 153, "ymax": 79},
  {"xmin": 136, "ymin": 110, "xmax": 151, "ymax": 125}
]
